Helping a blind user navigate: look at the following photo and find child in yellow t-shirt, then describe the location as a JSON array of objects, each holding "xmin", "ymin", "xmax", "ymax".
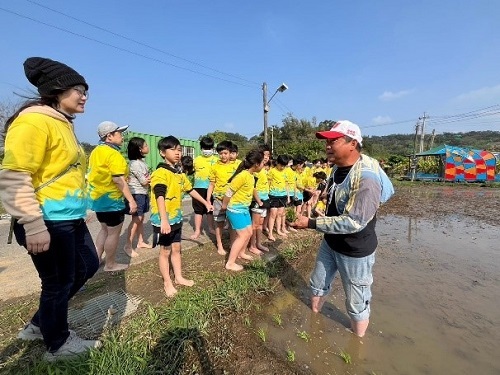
[
  {"xmin": 150, "ymin": 136, "xmax": 213, "ymax": 297},
  {"xmin": 191, "ymin": 136, "xmax": 218, "ymax": 239},
  {"xmin": 207, "ymin": 140, "xmax": 236, "ymax": 255},
  {"xmin": 221, "ymin": 149, "xmax": 265, "ymax": 271},
  {"xmin": 249, "ymin": 144, "xmax": 271, "ymax": 255},
  {"xmin": 267, "ymin": 155, "xmax": 289, "ymax": 241}
]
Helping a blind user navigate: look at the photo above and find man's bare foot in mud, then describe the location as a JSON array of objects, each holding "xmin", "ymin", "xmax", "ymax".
[
  {"xmin": 225, "ymin": 263, "xmax": 244, "ymax": 272},
  {"xmin": 311, "ymin": 295, "xmax": 326, "ymax": 313},
  {"xmin": 136, "ymin": 242, "xmax": 152, "ymax": 249}
]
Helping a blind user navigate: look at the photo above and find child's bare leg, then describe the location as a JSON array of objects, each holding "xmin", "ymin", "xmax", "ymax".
[
  {"xmin": 207, "ymin": 214, "xmax": 216, "ymax": 234},
  {"xmin": 159, "ymin": 246, "xmax": 177, "ymax": 297},
  {"xmin": 190, "ymin": 213, "xmax": 203, "ymax": 239},
  {"xmin": 254, "ymin": 214, "xmax": 268, "ymax": 252},
  {"xmin": 248, "ymin": 212, "xmax": 263, "ymax": 255},
  {"xmin": 226, "ymin": 228, "xmax": 250, "ymax": 271},
  {"xmin": 171, "ymin": 242, "xmax": 194, "ymax": 287},
  {"xmin": 238, "ymin": 229, "xmax": 254, "ymax": 260},
  {"xmin": 215, "ymin": 223, "xmax": 226, "ymax": 255},
  {"xmin": 267, "ymin": 208, "xmax": 278, "ymax": 241},
  {"xmin": 276, "ymin": 208, "xmax": 287, "ymax": 237},
  {"xmin": 136, "ymin": 215, "xmax": 152, "ymax": 248},
  {"xmin": 124, "ymin": 217, "xmax": 138, "ymax": 257}
]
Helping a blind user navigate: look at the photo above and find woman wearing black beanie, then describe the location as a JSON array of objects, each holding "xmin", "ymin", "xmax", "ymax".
[{"xmin": 0, "ymin": 57, "xmax": 101, "ymax": 361}]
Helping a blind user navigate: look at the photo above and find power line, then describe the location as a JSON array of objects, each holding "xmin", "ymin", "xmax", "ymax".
[
  {"xmin": 0, "ymin": 6, "xmax": 256, "ymax": 88},
  {"xmin": 25, "ymin": 0, "xmax": 260, "ymax": 88}
]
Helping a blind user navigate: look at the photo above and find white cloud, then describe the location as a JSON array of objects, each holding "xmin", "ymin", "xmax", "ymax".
[
  {"xmin": 453, "ymin": 84, "xmax": 500, "ymax": 102},
  {"xmin": 372, "ymin": 115, "xmax": 393, "ymax": 125},
  {"xmin": 379, "ymin": 89, "xmax": 413, "ymax": 101}
]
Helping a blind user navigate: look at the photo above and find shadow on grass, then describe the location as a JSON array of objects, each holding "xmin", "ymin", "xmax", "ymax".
[{"xmin": 147, "ymin": 327, "xmax": 222, "ymax": 375}]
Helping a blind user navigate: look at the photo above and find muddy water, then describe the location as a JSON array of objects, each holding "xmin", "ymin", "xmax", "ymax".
[{"xmin": 258, "ymin": 213, "xmax": 500, "ymax": 375}]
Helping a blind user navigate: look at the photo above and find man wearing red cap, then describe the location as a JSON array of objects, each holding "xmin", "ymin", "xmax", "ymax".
[{"xmin": 292, "ymin": 120, "xmax": 394, "ymax": 337}]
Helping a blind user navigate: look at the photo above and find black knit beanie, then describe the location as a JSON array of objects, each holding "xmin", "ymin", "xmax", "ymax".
[{"xmin": 23, "ymin": 57, "xmax": 88, "ymax": 96}]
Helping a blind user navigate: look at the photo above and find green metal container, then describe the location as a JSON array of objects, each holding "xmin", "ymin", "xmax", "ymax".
[{"xmin": 122, "ymin": 131, "xmax": 200, "ymax": 171}]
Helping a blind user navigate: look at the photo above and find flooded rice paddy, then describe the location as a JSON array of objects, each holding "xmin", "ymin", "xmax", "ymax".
[{"xmin": 257, "ymin": 187, "xmax": 500, "ymax": 375}]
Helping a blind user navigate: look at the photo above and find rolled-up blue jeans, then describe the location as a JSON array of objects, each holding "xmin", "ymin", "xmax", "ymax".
[
  {"xmin": 14, "ymin": 219, "xmax": 99, "ymax": 351},
  {"xmin": 310, "ymin": 239, "xmax": 375, "ymax": 321}
]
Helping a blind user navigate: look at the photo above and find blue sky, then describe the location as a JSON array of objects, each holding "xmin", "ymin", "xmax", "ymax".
[{"xmin": 1, "ymin": 0, "xmax": 499, "ymax": 144}]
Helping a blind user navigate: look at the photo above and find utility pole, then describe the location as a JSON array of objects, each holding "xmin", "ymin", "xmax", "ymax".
[
  {"xmin": 262, "ymin": 82, "xmax": 269, "ymax": 144},
  {"xmin": 418, "ymin": 112, "xmax": 428, "ymax": 153},
  {"xmin": 411, "ymin": 121, "xmax": 420, "ymax": 181},
  {"xmin": 271, "ymin": 127, "xmax": 274, "ymax": 155}
]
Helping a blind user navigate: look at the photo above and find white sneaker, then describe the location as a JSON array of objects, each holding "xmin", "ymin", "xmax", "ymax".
[
  {"xmin": 17, "ymin": 323, "xmax": 43, "ymax": 341},
  {"xmin": 43, "ymin": 331, "xmax": 102, "ymax": 362}
]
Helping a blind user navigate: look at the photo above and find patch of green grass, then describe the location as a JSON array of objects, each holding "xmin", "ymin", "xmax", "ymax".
[{"xmin": 286, "ymin": 347, "xmax": 295, "ymax": 362}]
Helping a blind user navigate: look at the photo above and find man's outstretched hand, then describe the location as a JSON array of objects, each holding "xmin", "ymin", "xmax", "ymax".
[{"xmin": 289, "ymin": 214, "xmax": 310, "ymax": 229}]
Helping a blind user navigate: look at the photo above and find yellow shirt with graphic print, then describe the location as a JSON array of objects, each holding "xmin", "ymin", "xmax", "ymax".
[
  {"xmin": 227, "ymin": 170, "xmax": 255, "ymax": 212},
  {"xmin": 267, "ymin": 167, "xmax": 287, "ymax": 196},
  {"xmin": 193, "ymin": 154, "xmax": 218, "ymax": 189},
  {"xmin": 150, "ymin": 164, "xmax": 193, "ymax": 226},
  {"xmin": 209, "ymin": 161, "xmax": 237, "ymax": 200},
  {"xmin": 88, "ymin": 144, "xmax": 128, "ymax": 212}
]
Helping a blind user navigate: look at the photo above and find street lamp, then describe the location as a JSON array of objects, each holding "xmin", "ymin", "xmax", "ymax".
[{"xmin": 262, "ymin": 82, "xmax": 288, "ymax": 144}]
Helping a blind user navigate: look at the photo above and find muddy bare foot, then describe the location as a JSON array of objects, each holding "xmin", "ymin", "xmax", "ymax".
[
  {"xmin": 136, "ymin": 242, "xmax": 152, "ymax": 249},
  {"xmin": 248, "ymin": 247, "xmax": 263, "ymax": 256},
  {"xmin": 164, "ymin": 284, "xmax": 178, "ymax": 297},
  {"xmin": 103, "ymin": 263, "xmax": 129, "ymax": 272},
  {"xmin": 190, "ymin": 232, "xmax": 201, "ymax": 240},
  {"xmin": 175, "ymin": 277, "xmax": 194, "ymax": 287},
  {"xmin": 267, "ymin": 234, "xmax": 276, "ymax": 241},
  {"xmin": 277, "ymin": 231, "xmax": 288, "ymax": 238},
  {"xmin": 225, "ymin": 263, "xmax": 244, "ymax": 272},
  {"xmin": 287, "ymin": 226, "xmax": 298, "ymax": 233},
  {"xmin": 311, "ymin": 295, "xmax": 325, "ymax": 313},
  {"xmin": 217, "ymin": 247, "xmax": 227, "ymax": 255}
]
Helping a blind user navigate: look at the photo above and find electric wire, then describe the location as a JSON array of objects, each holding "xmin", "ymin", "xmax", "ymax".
[
  {"xmin": 25, "ymin": 0, "xmax": 260, "ymax": 87},
  {"xmin": 0, "ymin": 6, "xmax": 256, "ymax": 88}
]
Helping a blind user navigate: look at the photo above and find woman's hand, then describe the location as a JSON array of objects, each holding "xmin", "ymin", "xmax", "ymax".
[{"xmin": 26, "ymin": 230, "xmax": 51, "ymax": 254}]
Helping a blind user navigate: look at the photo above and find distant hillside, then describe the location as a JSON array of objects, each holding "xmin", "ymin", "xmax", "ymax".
[{"xmin": 363, "ymin": 130, "xmax": 500, "ymax": 157}]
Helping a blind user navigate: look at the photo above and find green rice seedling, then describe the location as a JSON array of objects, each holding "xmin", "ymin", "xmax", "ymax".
[
  {"xmin": 243, "ymin": 316, "xmax": 252, "ymax": 326},
  {"xmin": 256, "ymin": 327, "xmax": 266, "ymax": 342},
  {"xmin": 272, "ymin": 313, "xmax": 283, "ymax": 327},
  {"xmin": 296, "ymin": 330, "xmax": 311, "ymax": 342},
  {"xmin": 286, "ymin": 348, "xmax": 295, "ymax": 362},
  {"xmin": 337, "ymin": 349, "xmax": 352, "ymax": 364},
  {"xmin": 285, "ymin": 207, "xmax": 297, "ymax": 223}
]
